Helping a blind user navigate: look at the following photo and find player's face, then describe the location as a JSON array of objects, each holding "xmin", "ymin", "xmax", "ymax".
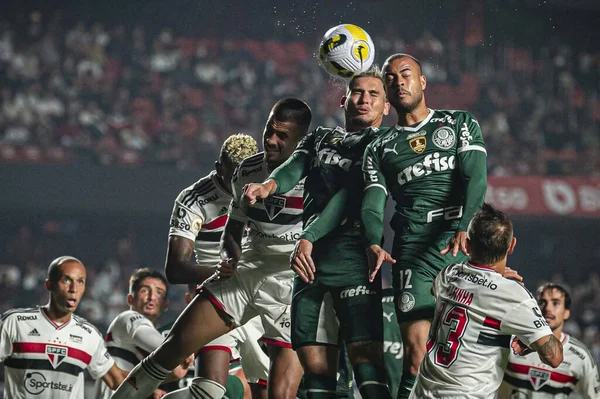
[
  {"xmin": 215, "ymin": 151, "xmax": 237, "ymax": 186},
  {"xmin": 538, "ymin": 288, "xmax": 570, "ymax": 331},
  {"xmin": 383, "ymin": 57, "xmax": 426, "ymax": 113},
  {"xmin": 262, "ymin": 118, "xmax": 303, "ymax": 166},
  {"xmin": 343, "ymin": 76, "xmax": 390, "ymax": 130},
  {"xmin": 130, "ymin": 277, "xmax": 168, "ymax": 319},
  {"xmin": 50, "ymin": 261, "xmax": 86, "ymax": 315}
]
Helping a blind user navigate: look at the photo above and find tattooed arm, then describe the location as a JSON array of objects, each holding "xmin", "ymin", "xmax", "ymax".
[{"xmin": 530, "ymin": 334, "xmax": 564, "ymax": 368}]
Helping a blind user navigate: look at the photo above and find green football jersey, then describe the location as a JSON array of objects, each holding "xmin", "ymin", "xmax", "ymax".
[
  {"xmin": 362, "ymin": 109, "xmax": 487, "ymax": 245},
  {"xmin": 272, "ymin": 126, "xmax": 381, "ymax": 234},
  {"xmin": 382, "ymin": 288, "xmax": 403, "ymax": 398}
]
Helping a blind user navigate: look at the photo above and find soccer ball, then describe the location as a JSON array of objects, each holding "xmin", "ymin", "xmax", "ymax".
[{"xmin": 318, "ymin": 24, "xmax": 375, "ymax": 79}]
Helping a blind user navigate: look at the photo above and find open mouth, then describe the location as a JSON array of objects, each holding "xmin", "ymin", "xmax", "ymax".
[{"xmin": 66, "ymin": 298, "xmax": 77, "ymax": 308}]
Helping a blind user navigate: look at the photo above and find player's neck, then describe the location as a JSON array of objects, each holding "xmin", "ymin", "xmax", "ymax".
[
  {"xmin": 552, "ymin": 326, "xmax": 564, "ymax": 340},
  {"xmin": 470, "ymin": 256, "xmax": 507, "ymax": 275},
  {"xmin": 396, "ymin": 104, "xmax": 429, "ymax": 127},
  {"xmin": 43, "ymin": 303, "xmax": 72, "ymax": 325}
]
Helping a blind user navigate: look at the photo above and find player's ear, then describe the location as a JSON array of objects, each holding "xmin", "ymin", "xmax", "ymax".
[
  {"xmin": 340, "ymin": 95, "xmax": 347, "ymax": 108},
  {"xmin": 44, "ymin": 279, "xmax": 52, "ymax": 292},
  {"xmin": 383, "ymin": 100, "xmax": 390, "ymax": 116},
  {"xmin": 162, "ymin": 299, "xmax": 169, "ymax": 312},
  {"xmin": 420, "ymin": 74, "xmax": 427, "ymax": 91},
  {"xmin": 507, "ymin": 237, "xmax": 517, "ymax": 255},
  {"xmin": 563, "ymin": 308, "xmax": 570, "ymax": 321},
  {"xmin": 126, "ymin": 294, "xmax": 133, "ymax": 306}
]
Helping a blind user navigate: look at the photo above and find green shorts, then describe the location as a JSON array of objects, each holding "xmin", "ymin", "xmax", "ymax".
[
  {"xmin": 291, "ymin": 275, "xmax": 383, "ymax": 349},
  {"xmin": 311, "ymin": 226, "xmax": 370, "ymax": 286},
  {"xmin": 392, "ymin": 231, "xmax": 468, "ymax": 323}
]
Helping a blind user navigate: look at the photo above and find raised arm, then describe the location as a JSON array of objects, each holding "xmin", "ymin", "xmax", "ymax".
[{"xmin": 443, "ymin": 112, "xmax": 488, "ymax": 256}]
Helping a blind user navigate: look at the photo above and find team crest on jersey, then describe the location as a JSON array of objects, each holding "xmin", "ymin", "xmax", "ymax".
[
  {"xmin": 328, "ymin": 136, "xmax": 343, "ymax": 145},
  {"xmin": 46, "ymin": 345, "xmax": 67, "ymax": 368},
  {"xmin": 398, "ymin": 292, "xmax": 415, "ymax": 312},
  {"xmin": 409, "ymin": 137, "xmax": 426, "ymax": 154},
  {"xmin": 431, "ymin": 127, "xmax": 455, "ymax": 149},
  {"xmin": 528, "ymin": 368, "xmax": 551, "ymax": 390},
  {"xmin": 263, "ymin": 196, "xmax": 286, "ymax": 221}
]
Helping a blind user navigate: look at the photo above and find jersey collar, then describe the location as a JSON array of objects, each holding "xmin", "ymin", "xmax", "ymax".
[
  {"xmin": 394, "ymin": 108, "xmax": 434, "ymax": 132},
  {"xmin": 40, "ymin": 306, "xmax": 72, "ymax": 330}
]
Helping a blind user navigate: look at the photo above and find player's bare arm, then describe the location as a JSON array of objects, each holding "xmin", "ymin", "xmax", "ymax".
[
  {"xmin": 102, "ymin": 363, "xmax": 129, "ymax": 390},
  {"xmin": 243, "ymin": 179, "xmax": 277, "ymax": 205},
  {"xmin": 218, "ymin": 217, "xmax": 245, "ymax": 279},
  {"xmin": 165, "ymin": 235, "xmax": 217, "ymax": 284},
  {"xmin": 530, "ymin": 333, "xmax": 564, "ymax": 368}
]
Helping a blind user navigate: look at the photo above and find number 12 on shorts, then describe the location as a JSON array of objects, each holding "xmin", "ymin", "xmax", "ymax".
[{"xmin": 398, "ymin": 269, "xmax": 412, "ymax": 289}]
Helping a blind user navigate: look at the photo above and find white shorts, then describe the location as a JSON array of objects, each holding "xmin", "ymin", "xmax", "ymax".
[
  {"xmin": 200, "ymin": 262, "xmax": 294, "ymax": 347},
  {"xmin": 196, "ymin": 316, "xmax": 269, "ymax": 384},
  {"xmin": 230, "ymin": 316, "xmax": 270, "ymax": 384}
]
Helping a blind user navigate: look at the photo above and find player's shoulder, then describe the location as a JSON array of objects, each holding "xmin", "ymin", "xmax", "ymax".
[
  {"xmin": 366, "ymin": 126, "xmax": 399, "ymax": 149},
  {"xmin": 113, "ymin": 310, "xmax": 147, "ymax": 325},
  {"xmin": 72, "ymin": 314, "xmax": 104, "ymax": 339},
  {"xmin": 176, "ymin": 172, "xmax": 218, "ymax": 203},
  {"xmin": 232, "ymin": 152, "xmax": 265, "ymax": 182},
  {"xmin": 566, "ymin": 334, "xmax": 595, "ymax": 362},
  {"xmin": 0, "ymin": 306, "xmax": 39, "ymax": 322}
]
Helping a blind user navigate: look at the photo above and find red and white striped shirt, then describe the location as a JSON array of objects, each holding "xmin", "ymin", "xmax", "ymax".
[{"xmin": 0, "ymin": 307, "xmax": 113, "ymax": 398}]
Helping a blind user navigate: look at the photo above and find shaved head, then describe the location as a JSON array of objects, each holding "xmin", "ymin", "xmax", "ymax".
[{"xmin": 47, "ymin": 256, "xmax": 84, "ymax": 283}]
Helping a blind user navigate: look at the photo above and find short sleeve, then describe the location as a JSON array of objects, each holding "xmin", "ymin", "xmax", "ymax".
[
  {"xmin": 0, "ymin": 315, "xmax": 14, "ymax": 361},
  {"xmin": 169, "ymin": 191, "xmax": 206, "ymax": 241},
  {"xmin": 87, "ymin": 338, "xmax": 115, "ymax": 379},
  {"xmin": 500, "ymin": 296, "xmax": 552, "ymax": 347}
]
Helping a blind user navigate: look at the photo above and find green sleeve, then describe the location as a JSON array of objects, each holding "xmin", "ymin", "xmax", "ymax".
[
  {"xmin": 456, "ymin": 112, "xmax": 488, "ymax": 231},
  {"xmin": 270, "ymin": 130, "xmax": 316, "ymax": 194},
  {"xmin": 300, "ymin": 188, "xmax": 348, "ymax": 243},
  {"xmin": 361, "ymin": 142, "xmax": 388, "ymax": 246}
]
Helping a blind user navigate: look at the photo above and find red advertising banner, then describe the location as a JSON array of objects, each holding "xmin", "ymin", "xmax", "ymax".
[{"xmin": 487, "ymin": 177, "xmax": 600, "ymax": 217}]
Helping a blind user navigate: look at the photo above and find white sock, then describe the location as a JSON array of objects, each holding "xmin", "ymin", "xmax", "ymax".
[
  {"xmin": 111, "ymin": 357, "xmax": 170, "ymax": 399},
  {"xmin": 162, "ymin": 387, "xmax": 192, "ymax": 398},
  {"xmin": 189, "ymin": 377, "xmax": 226, "ymax": 399}
]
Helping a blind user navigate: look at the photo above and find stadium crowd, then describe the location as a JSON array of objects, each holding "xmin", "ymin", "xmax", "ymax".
[{"xmin": 0, "ymin": 12, "xmax": 598, "ymax": 174}]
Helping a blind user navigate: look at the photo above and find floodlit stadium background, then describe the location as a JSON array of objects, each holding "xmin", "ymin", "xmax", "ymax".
[{"xmin": 0, "ymin": 0, "xmax": 598, "ymax": 396}]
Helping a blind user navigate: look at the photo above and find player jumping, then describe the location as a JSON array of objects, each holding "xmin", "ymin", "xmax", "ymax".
[{"xmin": 360, "ymin": 53, "xmax": 488, "ymax": 398}]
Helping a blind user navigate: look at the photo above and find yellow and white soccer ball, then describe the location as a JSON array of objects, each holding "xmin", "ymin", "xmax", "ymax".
[{"xmin": 318, "ymin": 24, "xmax": 375, "ymax": 79}]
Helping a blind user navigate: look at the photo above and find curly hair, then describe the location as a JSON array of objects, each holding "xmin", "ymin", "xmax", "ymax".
[{"xmin": 221, "ymin": 133, "xmax": 259, "ymax": 164}]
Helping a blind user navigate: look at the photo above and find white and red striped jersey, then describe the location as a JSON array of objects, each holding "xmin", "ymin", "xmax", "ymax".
[
  {"xmin": 169, "ymin": 170, "xmax": 233, "ymax": 267},
  {"xmin": 410, "ymin": 262, "xmax": 553, "ymax": 399},
  {"xmin": 93, "ymin": 310, "xmax": 165, "ymax": 399},
  {"xmin": 229, "ymin": 152, "xmax": 304, "ymax": 264},
  {"xmin": 0, "ymin": 307, "xmax": 114, "ymax": 399},
  {"xmin": 498, "ymin": 332, "xmax": 600, "ymax": 399}
]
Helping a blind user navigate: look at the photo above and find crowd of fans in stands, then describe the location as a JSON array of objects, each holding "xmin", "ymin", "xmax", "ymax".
[{"xmin": 0, "ymin": 12, "xmax": 598, "ymax": 174}]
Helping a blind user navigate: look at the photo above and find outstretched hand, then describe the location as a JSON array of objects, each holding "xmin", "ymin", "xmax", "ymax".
[
  {"xmin": 440, "ymin": 231, "xmax": 469, "ymax": 257},
  {"xmin": 366, "ymin": 244, "xmax": 396, "ymax": 283},
  {"xmin": 243, "ymin": 180, "xmax": 276, "ymax": 205}
]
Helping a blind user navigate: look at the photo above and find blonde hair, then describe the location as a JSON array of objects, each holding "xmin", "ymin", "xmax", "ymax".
[{"xmin": 221, "ymin": 133, "xmax": 259, "ymax": 164}]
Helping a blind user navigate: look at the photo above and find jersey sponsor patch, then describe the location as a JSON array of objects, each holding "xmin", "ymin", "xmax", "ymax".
[
  {"xmin": 409, "ymin": 137, "xmax": 426, "ymax": 154},
  {"xmin": 24, "ymin": 371, "xmax": 74, "ymax": 395},
  {"xmin": 431, "ymin": 127, "xmax": 455, "ymax": 149}
]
